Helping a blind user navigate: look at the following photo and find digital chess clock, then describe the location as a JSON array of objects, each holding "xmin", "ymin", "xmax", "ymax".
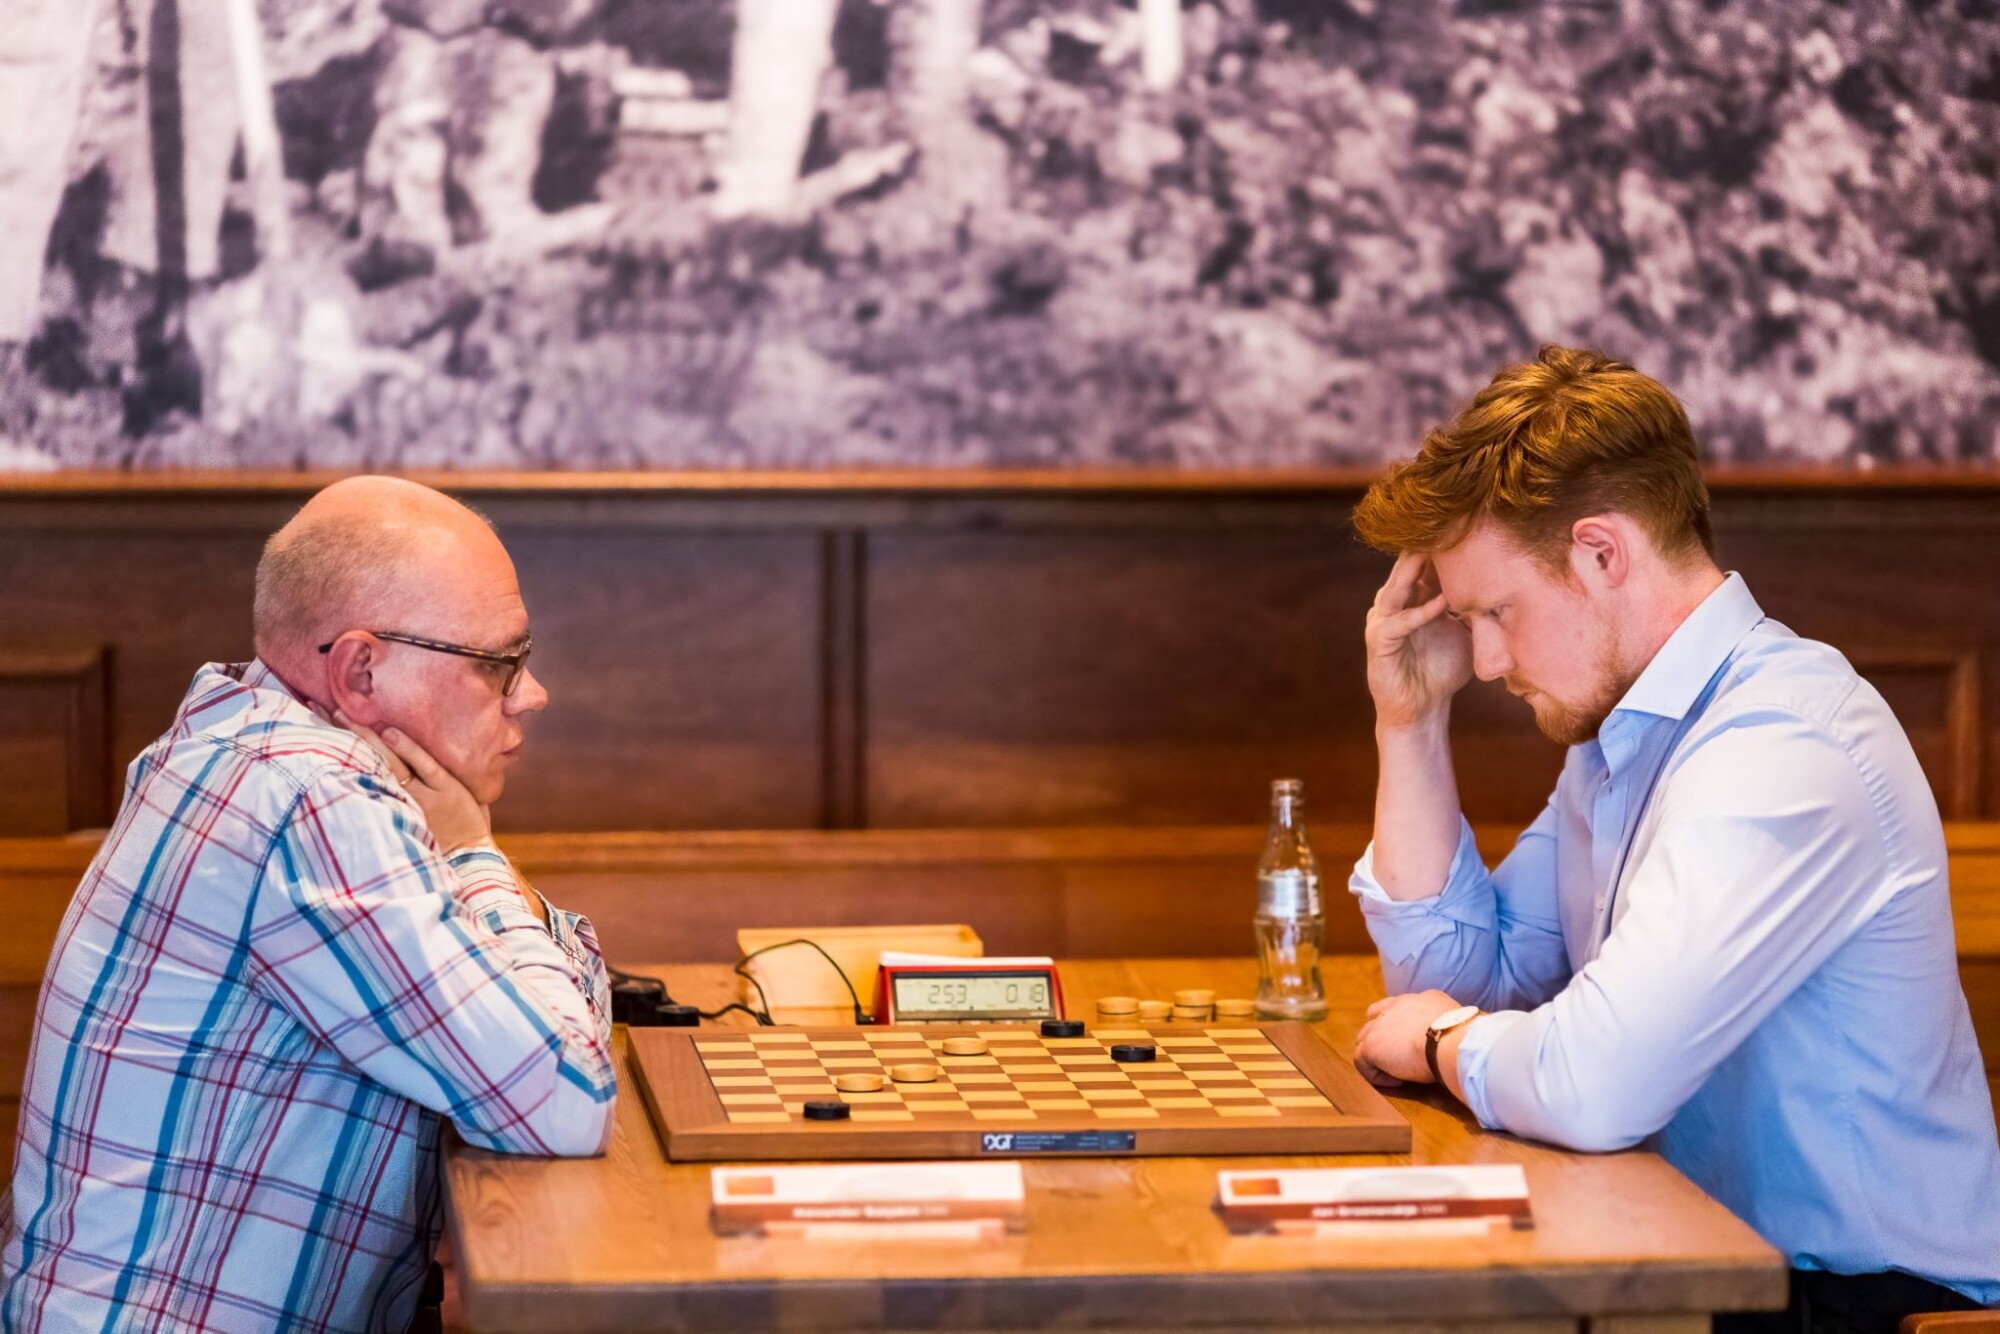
[{"xmin": 872, "ymin": 953, "xmax": 1065, "ymax": 1024}]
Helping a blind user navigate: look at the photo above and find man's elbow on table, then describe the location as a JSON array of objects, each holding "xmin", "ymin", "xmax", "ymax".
[
  {"xmin": 1486, "ymin": 1064, "xmax": 1668, "ymax": 1155},
  {"xmin": 539, "ymin": 1084, "xmax": 619, "ymax": 1158},
  {"xmin": 541, "ymin": 1095, "xmax": 618, "ymax": 1158},
  {"xmin": 1538, "ymin": 1108, "xmax": 1653, "ymax": 1155},
  {"xmin": 447, "ymin": 1023, "xmax": 620, "ymax": 1156},
  {"xmin": 457, "ymin": 1085, "xmax": 618, "ymax": 1157}
]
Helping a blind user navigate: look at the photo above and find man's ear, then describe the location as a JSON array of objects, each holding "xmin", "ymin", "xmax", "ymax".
[
  {"xmin": 323, "ymin": 634, "xmax": 386, "ymax": 725},
  {"xmin": 1569, "ymin": 515, "xmax": 1629, "ymax": 591}
]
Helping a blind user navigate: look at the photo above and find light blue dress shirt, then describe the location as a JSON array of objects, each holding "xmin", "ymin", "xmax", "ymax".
[{"xmin": 1351, "ymin": 573, "xmax": 2000, "ymax": 1303}]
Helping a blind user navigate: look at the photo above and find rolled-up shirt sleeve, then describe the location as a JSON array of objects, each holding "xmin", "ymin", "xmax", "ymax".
[
  {"xmin": 252, "ymin": 766, "xmax": 618, "ymax": 1157},
  {"xmin": 1458, "ymin": 710, "xmax": 1901, "ymax": 1151},
  {"xmin": 1350, "ymin": 805, "xmax": 1572, "ymax": 1014}
]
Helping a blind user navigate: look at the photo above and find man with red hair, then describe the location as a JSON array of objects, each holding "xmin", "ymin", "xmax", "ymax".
[{"xmin": 1349, "ymin": 345, "xmax": 1998, "ymax": 1331}]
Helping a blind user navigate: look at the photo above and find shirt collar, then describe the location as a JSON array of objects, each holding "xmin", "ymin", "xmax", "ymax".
[
  {"xmin": 1610, "ymin": 571, "xmax": 1763, "ymax": 724},
  {"xmin": 181, "ymin": 659, "xmax": 397, "ymax": 782},
  {"xmin": 237, "ymin": 658, "xmax": 298, "ymax": 698}
]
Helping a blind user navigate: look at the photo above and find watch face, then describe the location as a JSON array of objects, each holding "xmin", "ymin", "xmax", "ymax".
[{"xmin": 1428, "ymin": 1004, "xmax": 1480, "ymax": 1036}]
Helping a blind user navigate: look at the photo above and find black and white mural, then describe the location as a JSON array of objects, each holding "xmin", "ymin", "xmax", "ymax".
[{"xmin": 0, "ymin": 0, "xmax": 1995, "ymax": 469}]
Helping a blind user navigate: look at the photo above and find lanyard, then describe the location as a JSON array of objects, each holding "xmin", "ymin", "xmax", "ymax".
[{"xmin": 1599, "ymin": 654, "xmax": 1735, "ymax": 938}]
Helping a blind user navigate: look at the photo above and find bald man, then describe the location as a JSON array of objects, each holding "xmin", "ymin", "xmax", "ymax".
[{"xmin": 1, "ymin": 478, "xmax": 616, "ymax": 1332}]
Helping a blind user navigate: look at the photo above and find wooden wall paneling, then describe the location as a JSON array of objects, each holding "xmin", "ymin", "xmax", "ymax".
[
  {"xmin": 0, "ymin": 498, "xmax": 269, "ymax": 816},
  {"xmin": 502, "ymin": 824, "xmax": 1512, "ymax": 963},
  {"xmin": 487, "ymin": 525, "xmax": 828, "ymax": 832},
  {"xmin": 1710, "ymin": 486, "xmax": 2000, "ymax": 820},
  {"xmin": 1949, "ymin": 825, "xmax": 2000, "ymax": 1111},
  {"xmin": 819, "ymin": 530, "xmax": 867, "ymax": 829},
  {"xmin": 0, "ymin": 490, "xmax": 838, "ymax": 836},
  {"xmin": 5, "ymin": 471, "xmax": 2000, "ymax": 834},
  {"xmin": 549, "ymin": 862, "xmax": 1072, "ymax": 971},
  {"xmin": 0, "ymin": 836, "xmax": 95, "ymax": 1178},
  {"xmin": 1, "ymin": 987, "xmax": 31, "ymax": 1098},
  {"xmin": 509, "ymin": 829, "xmax": 1087, "ymax": 964},
  {"xmin": 507, "ymin": 825, "xmax": 1388, "ymax": 964},
  {"xmin": 1953, "ymin": 825, "xmax": 2000, "ymax": 957},
  {"xmin": 0, "ymin": 648, "xmax": 111, "ymax": 835},
  {"xmin": 1056, "ymin": 851, "xmax": 1269, "ymax": 958},
  {"xmin": 1963, "ymin": 959, "xmax": 2000, "ymax": 1105},
  {"xmin": 1842, "ymin": 649, "xmax": 1983, "ymax": 820},
  {"xmin": 858, "ymin": 524, "xmax": 1553, "ymax": 827},
  {"xmin": 0, "ymin": 860, "xmax": 83, "ymax": 986}
]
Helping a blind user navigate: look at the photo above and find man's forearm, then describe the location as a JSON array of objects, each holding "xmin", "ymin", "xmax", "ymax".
[{"xmin": 1371, "ymin": 714, "xmax": 1464, "ymax": 901}]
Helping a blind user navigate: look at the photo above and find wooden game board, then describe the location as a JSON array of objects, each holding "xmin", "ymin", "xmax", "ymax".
[{"xmin": 630, "ymin": 1022, "xmax": 1410, "ymax": 1161}]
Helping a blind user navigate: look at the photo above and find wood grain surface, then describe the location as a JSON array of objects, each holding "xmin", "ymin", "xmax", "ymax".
[
  {"xmin": 6, "ymin": 824, "xmax": 1998, "ymax": 1178},
  {"xmin": 444, "ymin": 957, "xmax": 1786, "ymax": 1332},
  {"xmin": 5, "ymin": 472, "xmax": 1999, "ymax": 837}
]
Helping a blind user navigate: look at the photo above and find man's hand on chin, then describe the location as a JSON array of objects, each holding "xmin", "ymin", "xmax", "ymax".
[
  {"xmin": 324, "ymin": 709, "xmax": 492, "ymax": 850},
  {"xmin": 319, "ymin": 710, "xmax": 547, "ymax": 926},
  {"xmin": 1354, "ymin": 989, "xmax": 1464, "ymax": 1088}
]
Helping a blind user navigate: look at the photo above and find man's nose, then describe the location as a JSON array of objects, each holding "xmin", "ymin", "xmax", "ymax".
[
  {"xmin": 505, "ymin": 666, "xmax": 549, "ymax": 714},
  {"xmin": 1471, "ymin": 628, "xmax": 1512, "ymax": 683}
]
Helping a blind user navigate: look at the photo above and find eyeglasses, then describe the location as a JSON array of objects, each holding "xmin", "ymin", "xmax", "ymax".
[{"xmin": 318, "ymin": 630, "xmax": 534, "ymax": 697}]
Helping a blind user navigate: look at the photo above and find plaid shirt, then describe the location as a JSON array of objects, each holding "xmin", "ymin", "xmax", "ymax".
[{"xmin": 1, "ymin": 662, "xmax": 617, "ymax": 1332}]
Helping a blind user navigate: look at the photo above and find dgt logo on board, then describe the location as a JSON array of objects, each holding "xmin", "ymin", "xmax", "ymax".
[{"xmin": 980, "ymin": 1133, "xmax": 1014, "ymax": 1152}]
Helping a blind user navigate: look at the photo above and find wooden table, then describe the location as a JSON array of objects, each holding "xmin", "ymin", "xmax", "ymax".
[{"xmin": 444, "ymin": 957, "xmax": 1786, "ymax": 1333}]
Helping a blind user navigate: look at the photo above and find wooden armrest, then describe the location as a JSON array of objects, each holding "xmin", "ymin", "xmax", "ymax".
[{"xmin": 1898, "ymin": 1313, "xmax": 2000, "ymax": 1333}]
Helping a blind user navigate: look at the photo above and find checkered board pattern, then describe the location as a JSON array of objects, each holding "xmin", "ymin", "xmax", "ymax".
[{"xmin": 630, "ymin": 1022, "xmax": 1411, "ymax": 1161}]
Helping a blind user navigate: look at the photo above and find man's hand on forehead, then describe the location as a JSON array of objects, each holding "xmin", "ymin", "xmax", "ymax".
[
  {"xmin": 1412, "ymin": 559, "xmax": 1444, "ymax": 606},
  {"xmin": 1375, "ymin": 551, "xmax": 1437, "ymax": 612},
  {"xmin": 1364, "ymin": 551, "xmax": 1473, "ymax": 731}
]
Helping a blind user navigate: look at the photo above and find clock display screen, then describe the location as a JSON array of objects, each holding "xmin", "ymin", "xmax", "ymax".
[{"xmin": 893, "ymin": 972, "xmax": 1053, "ymax": 1018}]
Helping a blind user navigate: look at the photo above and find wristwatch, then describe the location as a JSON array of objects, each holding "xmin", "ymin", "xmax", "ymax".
[{"xmin": 1424, "ymin": 1004, "xmax": 1482, "ymax": 1085}]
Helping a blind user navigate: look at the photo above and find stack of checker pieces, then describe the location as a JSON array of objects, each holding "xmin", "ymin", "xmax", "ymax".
[
  {"xmin": 1097, "ymin": 988, "xmax": 1255, "ymax": 1023},
  {"xmin": 629, "ymin": 1021, "xmax": 1411, "ymax": 1161}
]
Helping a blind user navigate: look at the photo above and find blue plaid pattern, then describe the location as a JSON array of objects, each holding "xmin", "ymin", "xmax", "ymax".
[{"xmin": 1, "ymin": 662, "xmax": 616, "ymax": 1332}]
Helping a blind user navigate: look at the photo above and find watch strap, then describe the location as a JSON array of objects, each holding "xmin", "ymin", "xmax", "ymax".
[{"xmin": 1425, "ymin": 1008, "xmax": 1478, "ymax": 1085}]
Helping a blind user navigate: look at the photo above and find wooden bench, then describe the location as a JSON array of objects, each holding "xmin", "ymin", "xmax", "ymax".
[{"xmin": 5, "ymin": 824, "xmax": 1999, "ymax": 1176}]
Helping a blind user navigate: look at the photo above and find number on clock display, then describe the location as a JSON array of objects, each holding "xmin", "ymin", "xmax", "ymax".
[{"xmin": 894, "ymin": 974, "xmax": 1052, "ymax": 1016}]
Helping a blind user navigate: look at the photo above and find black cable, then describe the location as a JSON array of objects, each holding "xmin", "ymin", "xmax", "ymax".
[
  {"xmin": 733, "ymin": 938, "xmax": 868, "ymax": 1026},
  {"xmin": 611, "ymin": 940, "xmax": 867, "ymax": 1027},
  {"xmin": 701, "ymin": 1001, "xmax": 771, "ymax": 1026},
  {"xmin": 733, "ymin": 960, "xmax": 775, "ymax": 1026},
  {"xmin": 610, "ymin": 966, "xmax": 771, "ymax": 1025}
]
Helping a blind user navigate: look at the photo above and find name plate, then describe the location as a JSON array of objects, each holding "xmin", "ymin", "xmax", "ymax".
[
  {"xmin": 712, "ymin": 1161, "xmax": 1026, "ymax": 1238},
  {"xmin": 1218, "ymin": 1164, "xmax": 1532, "ymax": 1234}
]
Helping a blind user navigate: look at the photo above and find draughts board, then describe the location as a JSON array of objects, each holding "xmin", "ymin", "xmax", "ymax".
[{"xmin": 630, "ymin": 1022, "xmax": 1409, "ymax": 1161}]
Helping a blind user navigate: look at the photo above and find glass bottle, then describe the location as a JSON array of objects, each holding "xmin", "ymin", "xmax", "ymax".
[{"xmin": 1254, "ymin": 778, "xmax": 1327, "ymax": 1021}]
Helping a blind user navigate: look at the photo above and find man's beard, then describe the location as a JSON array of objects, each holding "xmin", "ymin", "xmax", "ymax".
[
  {"xmin": 1528, "ymin": 690, "xmax": 1618, "ymax": 747},
  {"xmin": 1518, "ymin": 640, "xmax": 1629, "ymax": 747}
]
